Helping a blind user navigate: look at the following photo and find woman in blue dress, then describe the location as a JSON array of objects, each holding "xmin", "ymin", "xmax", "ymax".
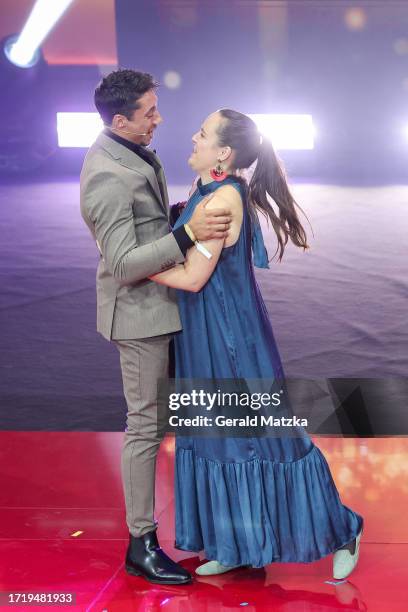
[{"xmin": 150, "ymin": 109, "xmax": 363, "ymax": 578}]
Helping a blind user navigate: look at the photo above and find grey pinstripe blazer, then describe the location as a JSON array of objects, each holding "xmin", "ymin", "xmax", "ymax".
[{"xmin": 80, "ymin": 132, "xmax": 184, "ymax": 340}]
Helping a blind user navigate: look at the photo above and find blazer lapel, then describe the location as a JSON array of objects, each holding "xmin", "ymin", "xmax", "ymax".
[
  {"xmin": 96, "ymin": 133, "xmax": 166, "ymax": 211},
  {"xmin": 151, "ymin": 151, "xmax": 169, "ymax": 209}
]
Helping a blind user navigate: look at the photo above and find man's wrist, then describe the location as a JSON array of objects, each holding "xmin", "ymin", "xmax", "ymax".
[{"xmin": 172, "ymin": 225, "xmax": 195, "ymax": 256}]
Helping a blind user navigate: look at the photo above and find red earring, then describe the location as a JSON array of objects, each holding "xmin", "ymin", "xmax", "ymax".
[{"xmin": 210, "ymin": 162, "xmax": 228, "ymax": 182}]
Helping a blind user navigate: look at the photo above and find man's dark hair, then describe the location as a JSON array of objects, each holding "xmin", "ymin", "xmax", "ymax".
[{"xmin": 94, "ymin": 69, "xmax": 158, "ymax": 125}]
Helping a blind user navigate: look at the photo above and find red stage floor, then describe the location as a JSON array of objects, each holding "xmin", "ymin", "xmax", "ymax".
[{"xmin": 0, "ymin": 432, "xmax": 407, "ymax": 611}]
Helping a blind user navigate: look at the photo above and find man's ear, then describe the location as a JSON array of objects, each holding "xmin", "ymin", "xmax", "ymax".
[{"xmin": 112, "ymin": 114, "xmax": 126, "ymax": 130}]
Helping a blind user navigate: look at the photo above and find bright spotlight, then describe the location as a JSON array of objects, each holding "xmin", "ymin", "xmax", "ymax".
[
  {"xmin": 57, "ymin": 113, "xmax": 103, "ymax": 148},
  {"xmin": 248, "ymin": 114, "xmax": 315, "ymax": 150},
  {"xmin": 4, "ymin": 0, "xmax": 75, "ymax": 68},
  {"xmin": 3, "ymin": 34, "xmax": 41, "ymax": 69}
]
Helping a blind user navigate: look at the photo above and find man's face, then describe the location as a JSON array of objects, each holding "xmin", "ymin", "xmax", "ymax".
[{"xmin": 113, "ymin": 89, "xmax": 162, "ymax": 146}]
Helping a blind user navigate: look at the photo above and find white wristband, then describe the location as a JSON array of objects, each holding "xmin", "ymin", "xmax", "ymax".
[{"xmin": 195, "ymin": 242, "xmax": 212, "ymax": 259}]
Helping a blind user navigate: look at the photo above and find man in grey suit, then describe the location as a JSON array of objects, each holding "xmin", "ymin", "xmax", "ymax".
[{"xmin": 80, "ymin": 70, "xmax": 231, "ymax": 585}]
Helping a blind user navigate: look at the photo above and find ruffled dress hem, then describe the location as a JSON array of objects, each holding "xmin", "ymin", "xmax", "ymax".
[{"xmin": 175, "ymin": 444, "xmax": 363, "ymax": 569}]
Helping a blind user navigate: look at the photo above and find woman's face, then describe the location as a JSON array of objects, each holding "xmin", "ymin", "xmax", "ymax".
[{"xmin": 188, "ymin": 112, "xmax": 226, "ymax": 174}]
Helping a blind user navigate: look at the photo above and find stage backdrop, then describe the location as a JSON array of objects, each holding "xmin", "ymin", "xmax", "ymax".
[{"xmin": 0, "ymin": 180, "xmax": 406, "ymax": 432}]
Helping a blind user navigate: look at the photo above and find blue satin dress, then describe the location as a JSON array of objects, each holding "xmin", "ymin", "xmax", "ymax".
[{"xmin": 172, "ymin": 177, "xmax": 363, "ymax": 568}]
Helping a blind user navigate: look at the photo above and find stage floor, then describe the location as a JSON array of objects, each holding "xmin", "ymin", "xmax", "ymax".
[{"xmin": 0, "ymin": 431, "xmax": 407, "ymax": 611}]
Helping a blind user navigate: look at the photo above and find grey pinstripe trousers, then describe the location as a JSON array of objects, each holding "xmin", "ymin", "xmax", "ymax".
[{"xmin": 114, "ymin": 334, "xmax": 171, "ymax": 537}]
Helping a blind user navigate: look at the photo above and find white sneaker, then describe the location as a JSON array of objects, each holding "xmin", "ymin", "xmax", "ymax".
[
  {"xmin": 333, "ymin": 525, "xmax": 363, "ymax": 580},
  {"xmin": 195, "ymin": 560, "xmax": 247, "ymax": 576}
]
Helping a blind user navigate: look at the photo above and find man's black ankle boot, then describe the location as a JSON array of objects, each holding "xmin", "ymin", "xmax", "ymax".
[{"xmin": 125, "ymin": 529, "xmax": 192, "ymax": 585}]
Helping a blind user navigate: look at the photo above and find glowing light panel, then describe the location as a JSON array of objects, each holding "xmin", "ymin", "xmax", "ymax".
[
  {"xmin": 57, "ymin": 113, "xmax": 103, "ymax": 148},
  {"xmin": 248, "ymin": 114, "xmax": 315, "ymax": 150}
]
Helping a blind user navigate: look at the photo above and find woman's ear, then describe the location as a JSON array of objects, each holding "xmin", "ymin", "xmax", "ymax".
[{"xmin": 220, "ymin": 146, "xmax": 232, "ymax": 162}]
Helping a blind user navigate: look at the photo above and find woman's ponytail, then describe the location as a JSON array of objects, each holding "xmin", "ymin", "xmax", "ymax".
[
  {"xmin": 249, "ymin": 137, "xmax": 309, "ymax": 261},
  {"xmin": 217, "ymin": 108, "xmax": 310, "ymax": 260}
]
